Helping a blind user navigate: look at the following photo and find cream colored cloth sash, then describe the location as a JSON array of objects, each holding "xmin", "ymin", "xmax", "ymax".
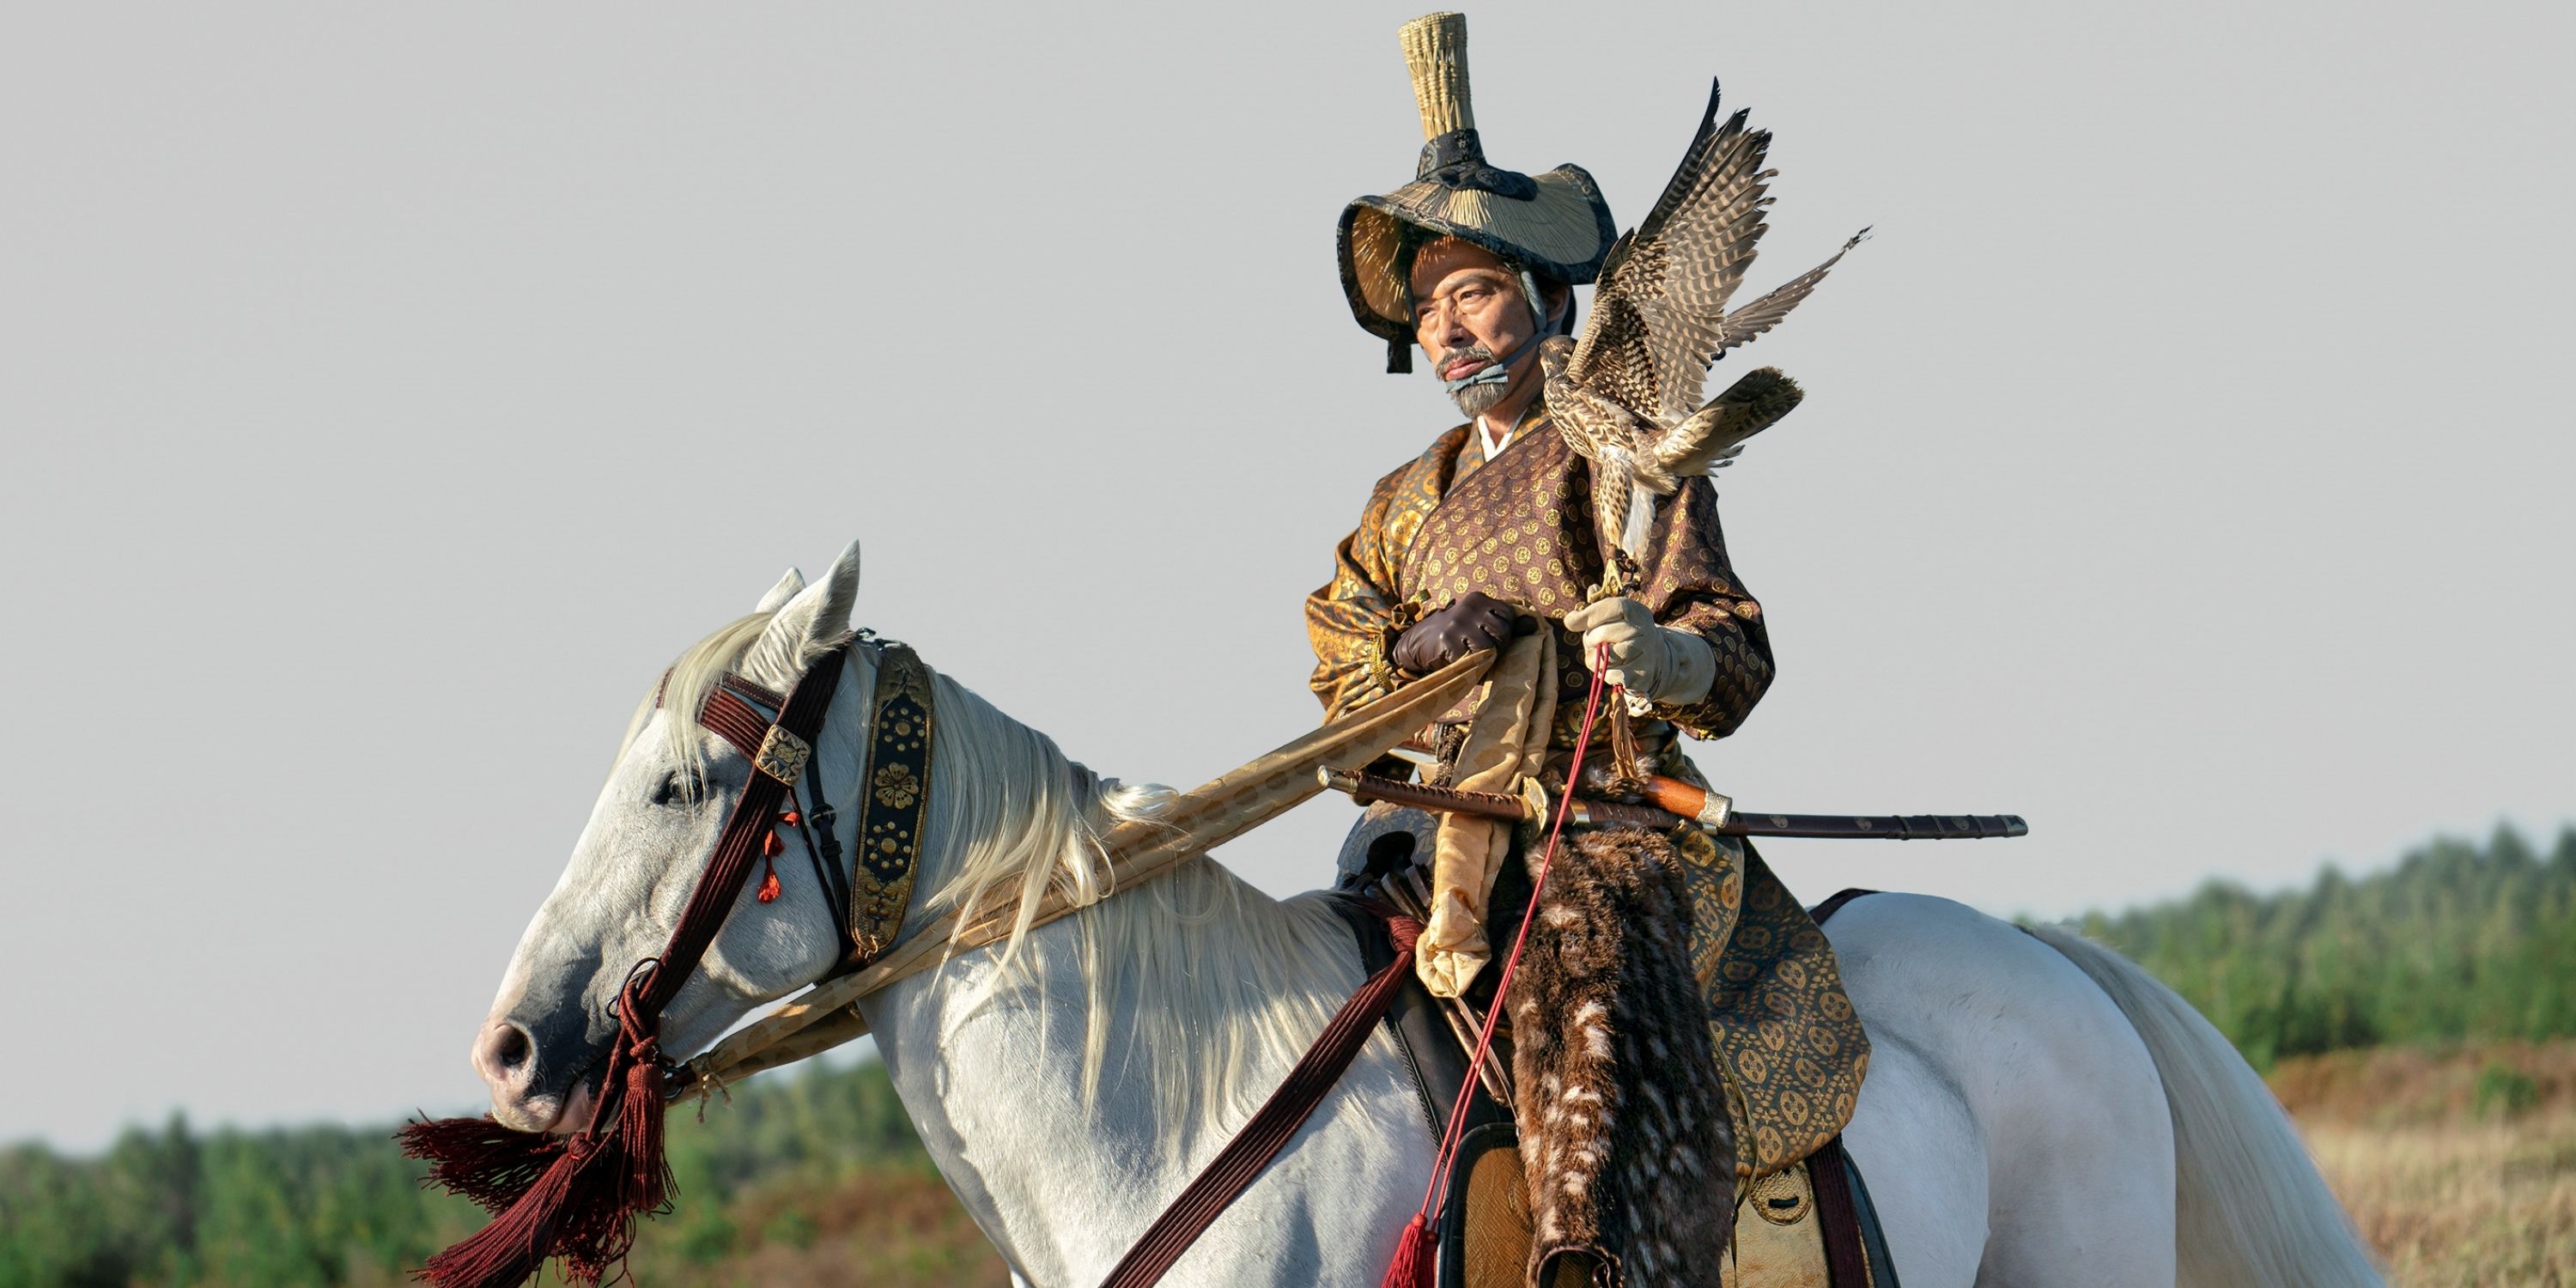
[{"xmin": 1417, "ymin": 629, "xmax": 1558, "ymax": 997}]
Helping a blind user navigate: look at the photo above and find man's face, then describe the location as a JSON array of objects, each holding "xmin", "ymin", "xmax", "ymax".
[{"xmin": 1410, "ymin": 238, "xmax": 1547, "ymax": 418}]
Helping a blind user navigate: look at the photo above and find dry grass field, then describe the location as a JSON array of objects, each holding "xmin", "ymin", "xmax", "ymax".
[
  {"xmin": 2277, "ymin": 1042, "xmax": 2576, "ymax": 1287},
  {"xmin": 570, "ymin": 1163, "xmax": 1014, "ymax": 1288}
]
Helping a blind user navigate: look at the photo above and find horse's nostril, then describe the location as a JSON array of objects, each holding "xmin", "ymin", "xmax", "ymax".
[{"xmin": 491, "ymin": 1024, "xmax": 531, "ymax": 1072}]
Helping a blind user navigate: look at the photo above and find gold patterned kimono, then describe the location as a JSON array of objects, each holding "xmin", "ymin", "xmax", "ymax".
[
  {"xmin": 1305, "ymin": 404, "xmax": 1772, "ymax": 745},
  {"xmin": 1304, "ymin": 404, "xmax": 1869, "ymax": 1177}
]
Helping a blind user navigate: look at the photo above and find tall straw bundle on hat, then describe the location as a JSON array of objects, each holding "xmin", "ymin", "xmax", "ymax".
[{"xmin": 1338, "ymin": 12, "xmax": 1618, "ymax": 373}]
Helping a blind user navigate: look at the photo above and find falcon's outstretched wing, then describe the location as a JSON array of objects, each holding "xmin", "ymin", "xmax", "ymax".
[
  {"xmin": 1564, "ymin": 81, "xmax": 1776, "ymax": 428},
  {"xmin": 1716, "ymin": 228, "xmax": 1871, "ymax": 349}
]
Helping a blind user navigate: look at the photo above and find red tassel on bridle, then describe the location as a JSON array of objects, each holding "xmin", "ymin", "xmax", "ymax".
[
  {"xmin": 754, "ymin": 809, "xmax": 799, "ymax": 902},
  {"xmin": 402, "ymin": 974, "xmax": 677, "ymax": 1286},
  {"xmin": 403, "ymin": 646, "xmax": 849, "ymax": 1288}
]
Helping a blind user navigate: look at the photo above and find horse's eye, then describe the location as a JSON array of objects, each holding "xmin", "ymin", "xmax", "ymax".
[{"xmin": 651, "ymin": 770, "xmax": 691, "ymax": 807}]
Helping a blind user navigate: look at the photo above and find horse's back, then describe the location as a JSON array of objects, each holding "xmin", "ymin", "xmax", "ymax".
[{"xmin": 1821, "ymin": 892, "xmax": 2178, "ymax": 1288}]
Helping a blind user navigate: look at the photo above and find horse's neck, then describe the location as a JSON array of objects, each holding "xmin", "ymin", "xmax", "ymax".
[
  {"xmin": 860, "ymin": 866, "xmax": 1424, "ymax": 1285},
  {"xmin": 831, "ymin": 674, "xmax": 1429, "ymax": 1282}
]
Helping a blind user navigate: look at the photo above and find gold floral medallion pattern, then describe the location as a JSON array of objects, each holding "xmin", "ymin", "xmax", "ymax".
[
  {"xmin": 872, "ymin": 763, "xmax": 920, "ymax": 810},
  {"xmin": 844, "ymin": 644, "xmax": 935, "ymax": 970},
  {"xmin": 1304, "ymin": 407, "xmax": 1774, "ymax": 744},
  {"xmin": 1679, "ymin": 834, "xmax": 1871, "ymax": 1177}
]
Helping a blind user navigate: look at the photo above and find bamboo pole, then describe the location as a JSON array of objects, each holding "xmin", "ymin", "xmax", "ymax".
[{"xmin": 675, "ymin": 649, "xmax": 1497, "ymax": 1099}]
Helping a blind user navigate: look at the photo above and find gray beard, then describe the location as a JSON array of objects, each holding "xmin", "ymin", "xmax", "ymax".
[
  {"xmin": 1438, "ymin": 343, "xmax": 1511, "ymax": 418},
  {"xmin": 1449, "ymin": 377, "xmax": 1510, "ymax": 420}
]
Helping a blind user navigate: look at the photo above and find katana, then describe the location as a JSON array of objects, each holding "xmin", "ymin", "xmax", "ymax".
[{"xmin": 1317, "ymin": 766, "xmax": 2026, "ymax": 841}]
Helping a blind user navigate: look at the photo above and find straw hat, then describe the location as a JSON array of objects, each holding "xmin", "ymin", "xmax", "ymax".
[{"xmin": 1337, "ymin": 12, "xmax": 1618, "ymax": 373}]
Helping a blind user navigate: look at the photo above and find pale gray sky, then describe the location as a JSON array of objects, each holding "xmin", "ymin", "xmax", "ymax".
[{"xmin": 3, "ymin": 3, "xmax": 2567, "ymax": 1151}]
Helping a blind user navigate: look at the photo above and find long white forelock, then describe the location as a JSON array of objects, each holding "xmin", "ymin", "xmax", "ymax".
[{"xmin": 1521, "ymin": 268, "xmax": 1550, "ymax": 331}]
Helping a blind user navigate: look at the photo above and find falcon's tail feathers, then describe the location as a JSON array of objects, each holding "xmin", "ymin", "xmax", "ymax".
[{"xmin": 1644, "ymin": 367, "xmax": 1806, "ymax": 486}]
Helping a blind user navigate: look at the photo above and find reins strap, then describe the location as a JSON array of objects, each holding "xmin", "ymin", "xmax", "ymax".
[
  {"xmin": 641, "ymin": 647, "xmax": 848, "ymax": 1015},
  {"xmin": 1095, "ymin": 908, "xmax": 1424, "ymax": 1288},
  {"xmin": 796, "ymin": 763, "xmax": 853, "ymax": 947}
]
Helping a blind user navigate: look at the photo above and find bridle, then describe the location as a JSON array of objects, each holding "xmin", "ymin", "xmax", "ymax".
[
  {"xmin": 404, "ymin": 632, "xmax": 940, "ymax": 1288},
  {"xmin": 416, "ymin": 625, "xmax": 1422, "ymax": 1288},
  {"xmin": 645, "ymin": 633, "xmax": 939, "ymax": 1032}
]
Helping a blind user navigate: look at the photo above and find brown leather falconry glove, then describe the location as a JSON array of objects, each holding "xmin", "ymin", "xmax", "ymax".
[{"xmin": 1394, "ymin": 592, "xmax": 1529, "ymax": 674}]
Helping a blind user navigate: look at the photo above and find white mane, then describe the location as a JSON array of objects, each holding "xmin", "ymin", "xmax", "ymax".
[
  {"xmin": 638, "ymin": 611, "xmax": 1364, "ymax": 1147},
  {"xmin": 913, "ymin": 667, "xmax": 1362, "ymax": 1141}
]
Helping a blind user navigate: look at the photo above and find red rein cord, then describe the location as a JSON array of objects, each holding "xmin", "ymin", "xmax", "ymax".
[{"xmin": 1379, "ymin": 645, "xmax": 1616, "ymax": 1288}]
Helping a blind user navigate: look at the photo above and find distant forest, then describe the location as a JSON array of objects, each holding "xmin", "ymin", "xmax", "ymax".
[
  {"xmin": 3, "ymin": 824, "xmax": 2570, "ymax": 1286},
  {"xmin": 2079, "ymin": 824, "xmax": 2576, "ymax": 1069},
  {"xmin": 0, "ymin": 1060, "xmax": 939, "ymax": 1288}
]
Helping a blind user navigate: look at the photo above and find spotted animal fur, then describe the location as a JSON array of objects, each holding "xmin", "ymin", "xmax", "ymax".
[{"xmin": 1508, "ymin": 829, "xmax": 1735, "ymax": 1286}]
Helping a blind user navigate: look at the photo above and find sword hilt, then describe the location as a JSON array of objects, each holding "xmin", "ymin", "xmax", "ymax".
[{"xmin": 1315, "ymin": 766, "xmax": 1531, "ymax": 822}]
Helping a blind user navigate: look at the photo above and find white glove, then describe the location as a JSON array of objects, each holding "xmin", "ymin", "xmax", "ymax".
[{"xmin": 1562, "ymin": 596, "xmax": 1716, "ymax": 705}]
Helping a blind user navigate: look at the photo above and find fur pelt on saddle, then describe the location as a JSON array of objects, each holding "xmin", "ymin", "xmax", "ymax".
[{"xmin": 1508, "ymin": 828, "xmax": 1735, "ymax": 1287}]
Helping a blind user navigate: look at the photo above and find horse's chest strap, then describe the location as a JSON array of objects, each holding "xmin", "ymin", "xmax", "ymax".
[{"xmin": 1094, "ymin": 907, "xmax": 1424, "ymax": 1288}]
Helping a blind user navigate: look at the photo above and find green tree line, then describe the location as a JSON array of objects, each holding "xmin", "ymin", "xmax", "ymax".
[
  {"xmin": 2078, "ymin": 823, "xmax": 2576, "ymax": 1068},
  {"xmin": 0, "ymin": 1058, "xmax": 930, "ymax": 1288}
]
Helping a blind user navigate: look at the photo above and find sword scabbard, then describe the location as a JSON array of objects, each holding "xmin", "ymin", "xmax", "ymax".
[
  {"xmin": 1722, "ymin": 811, "xmax": 2030, "ymax": 841},
  {"xmin": 1321, "ymin": 768, "xmax": 2028, "ymax": 843}
]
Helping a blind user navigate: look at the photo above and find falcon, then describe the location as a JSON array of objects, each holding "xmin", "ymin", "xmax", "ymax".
[{"xmin": 1540, "ymin": 80, "xmax": 1868, "ymax": 565}]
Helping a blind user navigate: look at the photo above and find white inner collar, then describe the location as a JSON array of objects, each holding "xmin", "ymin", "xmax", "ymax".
[{"xmin": 1479, "ymin": 407, "xmax": 1528, "ymax": 459}]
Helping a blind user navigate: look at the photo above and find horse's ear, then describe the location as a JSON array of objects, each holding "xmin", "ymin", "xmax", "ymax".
[
  {"xmin": 755, "ymin": 567, "xmax": 805, "ymax": 614},
  {"xmin": 739, "ymin": 540, "xmax": 860, "ymax": 687}
]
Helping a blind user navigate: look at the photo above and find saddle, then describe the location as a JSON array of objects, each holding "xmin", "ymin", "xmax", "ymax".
[{"xmin": 1331, "ymin": 822, "xmax": 1899, "ymax": 1288}]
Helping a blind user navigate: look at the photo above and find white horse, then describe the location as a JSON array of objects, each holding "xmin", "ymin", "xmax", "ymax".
[{"xmin": 466, "ymin": 544, "xmax": 2382, "ymax": 1288}]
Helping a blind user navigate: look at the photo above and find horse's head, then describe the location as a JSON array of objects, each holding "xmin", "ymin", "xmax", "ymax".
[{"xmin": 470, "ymin": 542, "xmax": 869, "ymax": 1132}]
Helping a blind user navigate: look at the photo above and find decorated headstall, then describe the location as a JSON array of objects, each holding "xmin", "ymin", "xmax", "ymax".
[
  {"xmin": 656, "ymin": 636, "xmax": 937, "ymax": 974},
  {"xmin": 401, "ymin": 636, "xmax": 939, "ymax": 1288}
]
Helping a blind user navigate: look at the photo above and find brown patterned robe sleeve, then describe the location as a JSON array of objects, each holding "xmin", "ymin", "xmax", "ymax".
[
  {"xmin": 1305, "ymin": 466, "xmax": 1413, "ymax": 722},
  {"xmin": 1629, "ymin": 475, "xmax": 1774, "ymax": 739}
]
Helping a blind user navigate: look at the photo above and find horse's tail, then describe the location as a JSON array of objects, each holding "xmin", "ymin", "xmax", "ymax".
[{"xmin": 2022, "ymin": 924, "xmax": 2384, "ymax": 1288}]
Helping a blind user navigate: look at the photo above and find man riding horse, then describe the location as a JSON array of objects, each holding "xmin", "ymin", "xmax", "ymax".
[{"xmin": 1305, "ymin": 15, "xmax": 1876, "ymax": 1274}]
